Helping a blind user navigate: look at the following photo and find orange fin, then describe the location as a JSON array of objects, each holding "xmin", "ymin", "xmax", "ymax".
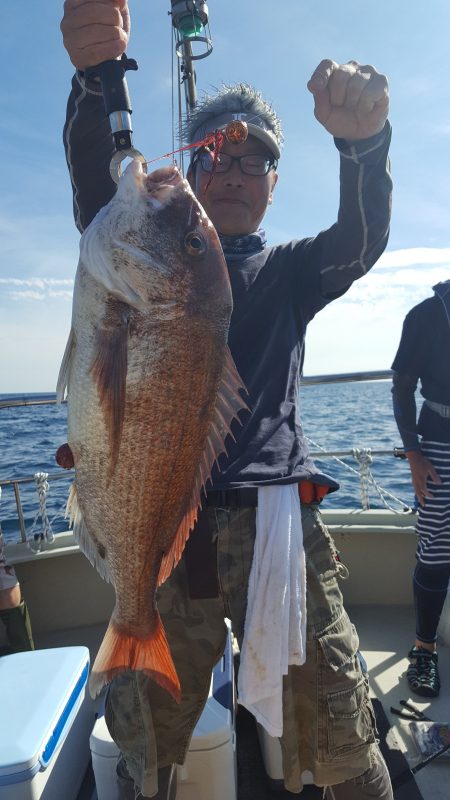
[
  {"xmin": 89, "ymin": 612, "xmax": 181, "ymax": 703},
  {"xmin": 90, "ymin": 309, "xmax": 129, "ymax": 474},
  {"xmin": 157, "ymin": 346, "xmax": 248, "ymax": 585}
]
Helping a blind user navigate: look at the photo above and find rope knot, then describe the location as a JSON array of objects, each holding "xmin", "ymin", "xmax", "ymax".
[
  {"xmin": 352, "ymin": 448, "xmax": 373, "ymax": 510},
  {"xmin": 28, "ymin": 472, "xmax": 55, "ymax": 553}
]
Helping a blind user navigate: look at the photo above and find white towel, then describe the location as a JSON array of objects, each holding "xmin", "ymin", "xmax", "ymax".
[{"xmin": 237, "ymin": 484, "xmax": 307, "ymax": 737}]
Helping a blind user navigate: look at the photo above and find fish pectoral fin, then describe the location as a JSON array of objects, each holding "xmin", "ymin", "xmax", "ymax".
[
  {"xmin": 56, "ymin": 327, "xmax": 76, "ymax": 402},
  {"xmin": 90, "ymin": 316, "xmax": 128, "ymax": 470},
  {"xmin": 89, "ymin": 613, "xmax": 181, "ymax": 703},
  {"xmin": 67, "ymin": 483, "xmax": 111, "ymax": 582},
  {"xmin": 157, "ymin": 346, "xmax": 248, "ymax": 586}
]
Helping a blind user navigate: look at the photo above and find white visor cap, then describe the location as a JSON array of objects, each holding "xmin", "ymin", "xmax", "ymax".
[{"xmin": 190, "ymin": 111, "xmax": 281, "ymax": 160}]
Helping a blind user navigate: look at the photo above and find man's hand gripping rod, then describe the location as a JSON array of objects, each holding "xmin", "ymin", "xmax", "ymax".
[{"xmin": 85, "ymin": 55, "xmax": 146, "ymax": 184}]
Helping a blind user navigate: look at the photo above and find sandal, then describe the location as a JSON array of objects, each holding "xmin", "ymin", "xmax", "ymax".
[{"xmin": 407, "ymin": 646, "xmax": 440, "ymax": 698}]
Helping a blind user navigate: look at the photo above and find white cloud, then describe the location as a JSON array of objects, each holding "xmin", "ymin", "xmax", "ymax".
[
  {"xmin": 8, "ymin": 291, "xmax": 47, "ymax": 302},
  {"xmin": 48, "ymin": 291, "xmax": 74, "ymax": 300},
  {"xmin": 0, "ymin": 278, "xmax": 74, "ymax": 288},
  {"xmin": 377, "ymin": 247, "xmax": 450, "ymax": 269},
  {"xmin": 0, "ymin": 277, "xmax": 74, "ymax": 302},
  {"xmin": 303, "ymin": 250, "xmax": 450, "ymax": 375}
]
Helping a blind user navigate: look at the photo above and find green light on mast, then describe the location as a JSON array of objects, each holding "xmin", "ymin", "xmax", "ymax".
[{"xmin": 178, "ymin": 15, "xmax": 204, "ymax": 37}]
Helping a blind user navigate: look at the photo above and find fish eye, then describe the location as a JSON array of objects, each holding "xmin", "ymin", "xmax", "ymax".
[{"xmin": 184, "ymin": 231, "xmax": 206, "ymax": 256}]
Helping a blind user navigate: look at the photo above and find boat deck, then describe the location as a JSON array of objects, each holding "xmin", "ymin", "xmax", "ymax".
[
  {"xmin": 33, "ymin": 604, "xmax": 450, "ymax": 799},
  {"xmin": 351, "ymin": 604, "xmax": 450, "ymax": 800}
]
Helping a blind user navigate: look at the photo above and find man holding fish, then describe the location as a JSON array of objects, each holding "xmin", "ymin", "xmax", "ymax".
[{"xmin": 60, "ymin": 1, "xmax": 393, "ymax": 798}]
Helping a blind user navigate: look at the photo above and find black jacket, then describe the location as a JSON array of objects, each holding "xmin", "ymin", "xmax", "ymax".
[{"xmin": 64, "ymin": 71, "xmax": 393, "ymax": 490}]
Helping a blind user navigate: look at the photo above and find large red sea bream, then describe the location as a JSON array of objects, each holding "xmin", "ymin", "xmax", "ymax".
[{"xmin": 57, "ymin": 161, "xmax": 246, "ymax": 701}]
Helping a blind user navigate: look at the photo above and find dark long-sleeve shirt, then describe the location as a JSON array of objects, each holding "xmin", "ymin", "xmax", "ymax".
[
  {"xmin": 392, "ymin": 292, "xmax": 450, "ymax": 450},
  {"xmin": 64, "ymin": 71, "xmax": 392, "ymax": 491}
]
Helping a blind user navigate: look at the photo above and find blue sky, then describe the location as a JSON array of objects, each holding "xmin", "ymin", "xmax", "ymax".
[{"xmin": 2, "ymin": 1, "xmax": 450, "ymax": 391}]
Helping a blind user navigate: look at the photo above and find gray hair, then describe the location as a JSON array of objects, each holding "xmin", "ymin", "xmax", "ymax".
[{"xmin": 184, "ymin": 83, "xmax": 283, "ymax": 159}]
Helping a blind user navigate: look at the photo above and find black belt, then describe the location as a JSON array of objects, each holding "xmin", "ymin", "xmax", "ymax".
[{"xmin": 203, "ymin": 488, "xmax": 258, "ymax": 507}]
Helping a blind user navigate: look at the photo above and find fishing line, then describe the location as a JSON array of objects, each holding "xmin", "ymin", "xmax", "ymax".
[
  {"xmin": 176, "ymin": 28, "xmax": 185, "ymax": 174},
  {"xmin": 171, "ymin": 17, "xmax": 176, "ymax": 163},
  {"xmin": 143, "ymin": 111, "xmax": 263, "ymax": 173}
]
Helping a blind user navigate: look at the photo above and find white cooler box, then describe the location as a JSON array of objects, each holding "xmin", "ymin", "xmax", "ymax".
[
  {"xmin": 0, "ymin": 646, "xmax": 94, "ymax": 800},
  {"xmin": 90, "ymin": 624, "xmax": 236, "ymax": 800},
  {"xmin": 256, "ymin": 727, "xmax": 312, "ymax": 790}
]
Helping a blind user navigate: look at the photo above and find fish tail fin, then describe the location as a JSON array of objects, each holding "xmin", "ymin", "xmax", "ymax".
[{"xmin": 89, "ymin": 613, "xmax": 181, "ymax": 703}]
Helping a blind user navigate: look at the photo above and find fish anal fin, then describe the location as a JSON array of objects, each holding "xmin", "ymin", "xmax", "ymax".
[
  {"xmin": 90, "ymin": 312, "xmax": 128, "ymax": 473},
  {"xmin": 89, "ymin": 613, "xmax": 181, "ymax": 703},
  {"xmin": 67, "ymin": 483, "xmax": 111, "ymax": 582},
  {"xmin": 158, "ymin": 506, "xmax": 198, "ymax": 586},
  {"xmin": 157, "ymin": 346, "xmax": 248, "ymax": 586}
]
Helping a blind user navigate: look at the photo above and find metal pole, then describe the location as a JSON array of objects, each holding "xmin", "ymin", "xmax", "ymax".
[
  {"xmin": 171, "ymin": 0, "xmax": 213, "ymax": 114},
  {"xmin": 13, "ymin": 482, "xmax": 27, "ymax": 543},
  {"xmin": 181, "ymin": 38, "xmax": 197, "ymax": 111}
]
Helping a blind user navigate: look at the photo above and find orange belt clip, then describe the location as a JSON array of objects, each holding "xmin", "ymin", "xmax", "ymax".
[{"xmin": 298, "ymin": 480, "xmax": 329, "ymax": 505}]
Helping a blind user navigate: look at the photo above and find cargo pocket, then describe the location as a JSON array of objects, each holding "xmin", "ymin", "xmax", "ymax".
[
  {"xmin": 326, "ymin": 677, "xmax": 376, "ymax": 757},
  {"xmin": 318, "ymin": 614, "xmax": 376, "ymax": 759},
  {"xmin": 306, "ymin": 507, "xmax": 345, "ymax": 582}
]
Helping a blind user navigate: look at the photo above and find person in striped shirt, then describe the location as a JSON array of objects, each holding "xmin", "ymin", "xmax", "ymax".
[{"xmin": 392, "ymin": 281, "xmax": 450, "ymax": 698}]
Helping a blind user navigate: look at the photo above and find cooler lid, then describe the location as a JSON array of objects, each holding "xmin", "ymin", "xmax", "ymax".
[{"xmin": 0, "ymin": 646, "xmax": 89, "ymax": 782}]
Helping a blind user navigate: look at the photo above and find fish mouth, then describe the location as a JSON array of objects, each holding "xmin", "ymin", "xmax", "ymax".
[
  {"xmin": 143, "ymin": 164, "xmax": 193, "ymax": 208},
  {"xmin": 145, "ymin": 165, "xmax": 183, "ymax": 192}
]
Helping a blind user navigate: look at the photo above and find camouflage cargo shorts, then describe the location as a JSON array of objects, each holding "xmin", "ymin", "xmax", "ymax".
[
  {"xmin": 106, "ymin": 502, "xmax": 380, "ymax": 797},
  {"xmin": 0, "ymin": 530, "xmax": 19, "ymax": 592}
]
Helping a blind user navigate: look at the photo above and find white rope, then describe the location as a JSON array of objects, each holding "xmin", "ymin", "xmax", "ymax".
[
  {"xmin": 306, "ymin": 437, "xmax": 413, "ymax": 513},
  {"xmin": 28, "ymin": 472, "xmax": 55, "ymax": 553},
  {"xmin": 352, "ymin": 448, "xmax": 373, "ymax": 510}
]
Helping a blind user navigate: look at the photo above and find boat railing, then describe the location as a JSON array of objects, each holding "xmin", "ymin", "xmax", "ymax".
[
  {"xmin": 0, "ymin": 370, "xmax": 395, "ymax": 412},
  {"xmin": 0, "ymin": 471, "xmax": 71, "ymax": 545},
  {"xmin": 1, "ymin": 369, "xmax": 412, "ymax": 545}
]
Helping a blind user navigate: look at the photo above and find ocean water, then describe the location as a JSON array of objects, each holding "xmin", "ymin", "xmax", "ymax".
[{"xmin": 0, "ymin": 381, "xmax": 415, "ymax": 544}]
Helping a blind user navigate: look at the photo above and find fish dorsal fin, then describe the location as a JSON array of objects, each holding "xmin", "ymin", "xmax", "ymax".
[
  {"xmin": 90, "ymin": 315, "xmax": 129, "ymax": 475},
  {"xmin": 157, "ymin": 346, "xmax": 248, "ymax": 585},
  {"xmin": 56, "ymin": 328, "xmax": 76, "ymax": 402}
]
